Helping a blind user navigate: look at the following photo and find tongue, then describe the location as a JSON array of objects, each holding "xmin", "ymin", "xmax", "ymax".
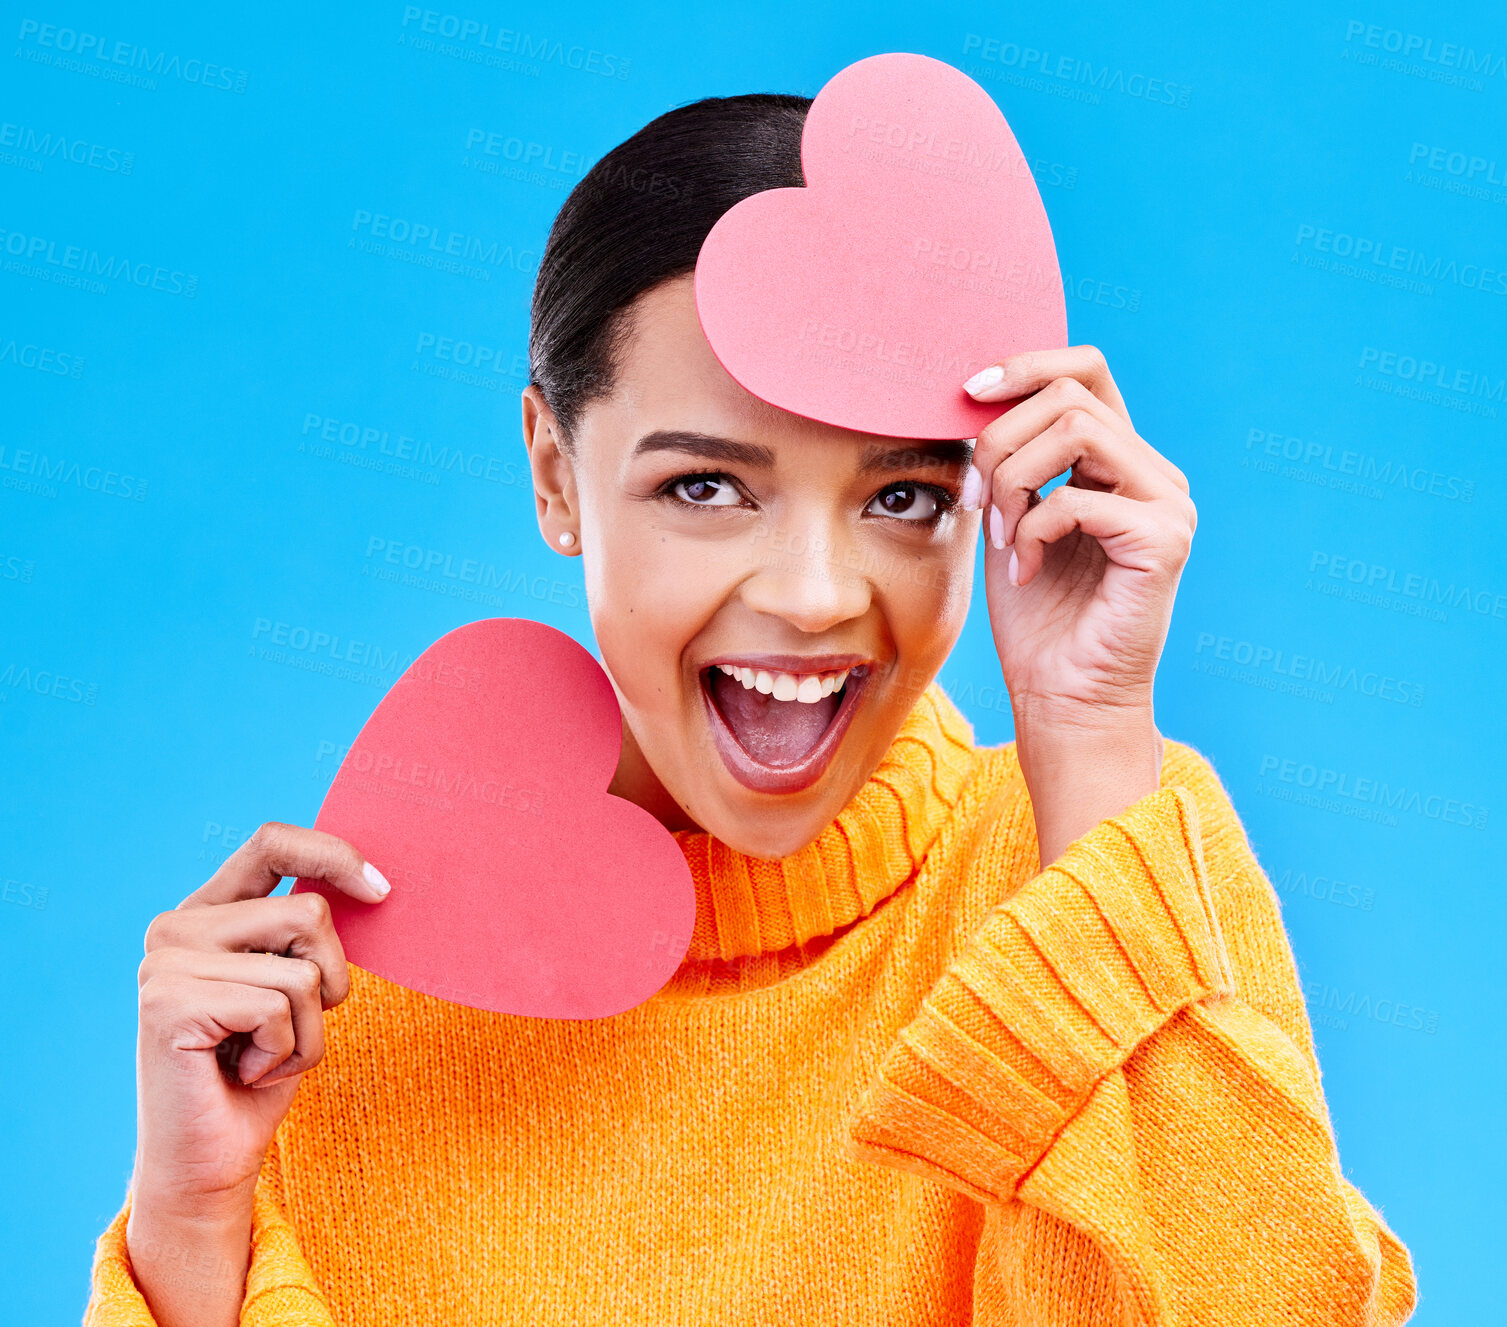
[{"xmin": 709, "ymin": 670, "xmax": 841, "ymax": 767}]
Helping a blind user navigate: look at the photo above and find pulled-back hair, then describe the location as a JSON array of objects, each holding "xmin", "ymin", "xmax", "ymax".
[{"xmin": 528, "ymin": 93, "xmax": 810, "ymax": 447}]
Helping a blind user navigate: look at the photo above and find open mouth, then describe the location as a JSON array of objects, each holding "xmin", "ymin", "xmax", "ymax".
[{"xmin": 700, "ymin": 657, "xmax": 870, "ymax": 794}]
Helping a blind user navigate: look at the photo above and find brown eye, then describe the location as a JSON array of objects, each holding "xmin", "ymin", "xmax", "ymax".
[
  {"xmin": 670, "ymin": 475, "xmax": 742, "ymax": 506},
  {"xmin": 867, "ymin": 483, "xmax": 941, "ymax": 521}
]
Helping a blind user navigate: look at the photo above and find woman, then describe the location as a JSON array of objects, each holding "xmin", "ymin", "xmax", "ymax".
[{"xmin": 87, "ymin": 93, "xmax": 1416, "ymax": 1326}]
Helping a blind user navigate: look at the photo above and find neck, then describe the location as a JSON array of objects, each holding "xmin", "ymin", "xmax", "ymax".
[{"xmin": 608, "ymin": 715, "xmax": 703, "ymax": 833}]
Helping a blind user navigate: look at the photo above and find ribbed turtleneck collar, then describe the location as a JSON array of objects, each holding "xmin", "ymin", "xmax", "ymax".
[{"xmin": 670, "ymin": 684, "xmax": 979, "ymax": 966}]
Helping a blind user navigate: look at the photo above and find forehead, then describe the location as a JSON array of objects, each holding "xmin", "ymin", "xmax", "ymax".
[
  {"xmin": 602, "ymin": 276, "xmax": 965, "ymax": 466},
  {"xmin": 609, "ymin": 275, "xmax": 800, "ymax": 434}
]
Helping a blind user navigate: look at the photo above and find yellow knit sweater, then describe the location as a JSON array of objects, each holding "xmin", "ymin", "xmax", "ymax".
[{"xmin": 85, "ymin": 684, "xmax": 1416, "ymax": 1325}]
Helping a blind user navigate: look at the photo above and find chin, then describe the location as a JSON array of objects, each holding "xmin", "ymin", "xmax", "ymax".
[{"xmin": 698, "ymin": 799, "xmax": 842, "ymax": 862}]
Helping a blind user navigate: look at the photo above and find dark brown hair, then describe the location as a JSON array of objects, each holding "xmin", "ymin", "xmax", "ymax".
[{"xmin": 528, "ymin": 93, "xmax": 810, "ymax": 446}]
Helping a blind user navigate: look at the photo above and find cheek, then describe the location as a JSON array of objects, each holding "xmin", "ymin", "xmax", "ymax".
[
  {"xmin": 581, "ymin": 512, "xmax": 726, "ymax": 701},
  {"xmin": 879, "ymin": 540, "xmax": 975, "ymax": 664}
]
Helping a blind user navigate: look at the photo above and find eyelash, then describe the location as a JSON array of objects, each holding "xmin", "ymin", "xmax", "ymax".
[{"xmin": 655, "ymin": 472, "xmax": 958, "ymax": 525}]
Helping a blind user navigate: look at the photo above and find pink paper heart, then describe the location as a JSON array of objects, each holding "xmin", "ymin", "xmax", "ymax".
[
  {"xmin": 292, "ymin": 618, "xmax": 695, "ymax": 1019},
  {"xmin": 695, "ymin": 51, "xmax": 1068, "ymax": 440}
]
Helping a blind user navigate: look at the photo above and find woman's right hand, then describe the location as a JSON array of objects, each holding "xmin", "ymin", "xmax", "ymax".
[{"xmin": 125, "ymin": 822, "xmax": 389, "ymax": 1326}]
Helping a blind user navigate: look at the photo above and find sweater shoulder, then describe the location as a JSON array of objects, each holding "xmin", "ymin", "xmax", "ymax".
[
  {"xmin": 922, "ymin": 731, "xmax": 1263, "ymax": 894},
  {"xmin": 1158, "ymin": 736, "xmax": 1253, "ymax": 852},
  {"xmin": 1156, "ymin": 738, "xmax": 1286, "ymax": 930},
  {"xmin": 920, "ymin": 733, "xmax": 1287, "ymax": 966},
  {"xmin": 1155, "ymin": 738, "xmax": 1317, "ymax": 1058}
]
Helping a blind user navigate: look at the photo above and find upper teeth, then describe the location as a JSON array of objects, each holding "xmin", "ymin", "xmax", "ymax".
[{"xmin": 715, "ymin": 663, "xmax": 850, "ymax": 704}]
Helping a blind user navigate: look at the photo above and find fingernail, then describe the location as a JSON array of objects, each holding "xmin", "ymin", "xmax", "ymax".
[
  {"xmin": 963, "ymin": 364, "xmax": 1004, "ymax": 397},
  {"xmin": 362, "ymin": 862, "xmax": 391, "ymax": 898},
  {"xmin": 989, "ymin": 505, "xmax": 1005, "ymax": 550},
  {"xmin": 960, "ymin": 464, "xmax": 983, "ymax": 511},
  {"xmin": 1008, "ymin": 549, "xmax": 1020, "ymax": 586}
]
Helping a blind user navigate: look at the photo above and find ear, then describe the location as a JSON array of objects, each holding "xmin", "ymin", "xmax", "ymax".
[{"xmin": 521, "ymin": 386, "xmax": 580, "ymax": 556}]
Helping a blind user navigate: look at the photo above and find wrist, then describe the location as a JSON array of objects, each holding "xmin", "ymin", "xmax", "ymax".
[
  {"xmin": 1010, "ymin": 700, "xmax": 1163, "ymax": 868},
  {"xmin": 127, "ymin": 1188, "xmax": 254, "ymax": 1327},
  {"xmin": 1012, "ymin": 694, "xmax": 1161, "ymax": 772},
  {"xmin": 129, "ymin": 1182, "xmax": 256, "ymax": 1230},
  {"xmin": 129, "ymin": 1163, "xmax": 259, "ymax": 1226},
  {"xmin": 1009, "ymin": 684, "xmax": 1155, "ymax": 733}
]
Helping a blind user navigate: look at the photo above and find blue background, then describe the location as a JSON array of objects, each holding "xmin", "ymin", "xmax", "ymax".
[{"xmin": 2, "ymin": 2, "xmax": 1502, "ymax": 1321}]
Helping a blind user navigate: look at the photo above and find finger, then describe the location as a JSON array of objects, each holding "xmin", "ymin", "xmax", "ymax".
[
  {"xmin": 987, "ymin": 409, "xmax": 1180, "ymax": 550},
  {"xmin": 181, "ymin": 821, "xmax": 389, "ymax": 909},
  {"xmin": 965, "ymin": 377, "xmax": 1186, "ymax": 514},
  {"xmin": 139, "ymin": 973, "xmax": 296, "ymax": 1086},
  {"xmin": 138, "ymin": 948, "xmax": 327, "ymax": 1083},
  {"xmin": 1006, "ymin": 485, "xmax": 1194, "ymax": 586},
  {"xmin": 145, "ymin": 890, "xmax": 351, "ymax": 1007},
  {"xmin": 964, "ymin": 344, "xmax": 1130, "ymax": 421}
]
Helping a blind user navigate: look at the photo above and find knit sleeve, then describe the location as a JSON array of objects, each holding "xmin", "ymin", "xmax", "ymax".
[
  {"xmin": 83, "ymin": 1135, "xmax": 335, "ymax": 1326},
  {"xmin": 844, "ymin": 745, "xmax": 1418, "ymax": 1325}
]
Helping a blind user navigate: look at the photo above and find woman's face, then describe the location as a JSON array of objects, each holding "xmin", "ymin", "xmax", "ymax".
[{"xmin": 523, "ymin": 275, "xmax": 980, "ymax": 859}]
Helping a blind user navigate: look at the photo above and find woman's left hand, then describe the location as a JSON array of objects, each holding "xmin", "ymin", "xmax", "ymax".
[{"xmin": 961, "ymin": 345, "xmax": 1197, "ymax": 862}]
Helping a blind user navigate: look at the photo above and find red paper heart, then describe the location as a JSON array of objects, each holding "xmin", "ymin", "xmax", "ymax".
[
  {"xmin": 292, "ymin": 619, "xmax": 695, "ymax": 1019},
  {"xmin": 695, "ymin": 51, "xmax": 1068, "ymax": 440}
]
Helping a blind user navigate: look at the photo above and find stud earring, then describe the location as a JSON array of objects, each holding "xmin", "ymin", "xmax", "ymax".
[{"xmin": 558, "ymin": 531, "xmax": 577, "ymax": 549}]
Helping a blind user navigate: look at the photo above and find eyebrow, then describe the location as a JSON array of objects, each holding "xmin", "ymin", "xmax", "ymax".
[
  {"xmin": 631, "ymin": 429, "xmax": 974, "ymax": 473},
  {"xmin": 631, "ymin": 430, "xmax": 776, "ymax": 467},
  {"xmin": 856, "ymin": 440, "xmax": 974, "ymax": 474}
]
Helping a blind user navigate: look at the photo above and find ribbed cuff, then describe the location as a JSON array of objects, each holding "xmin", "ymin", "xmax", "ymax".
[
  {"xmin": 84, "ymin": 1200, "xmax": 158, "ymax": 1325},
  {"xmin": 240, "ymin": 1184, "xmax": 335, "ymax": 1325},
  {"xmin": 83, "ymin": 1185, "xmax": 333, "ymax": 1327},
  {"xmin": 846, "ymin": 785, "xmax": 1235, "ymax": 1205}
]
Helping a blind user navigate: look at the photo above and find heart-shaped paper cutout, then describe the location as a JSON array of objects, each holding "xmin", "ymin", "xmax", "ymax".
[
  {"xmin": 695, "ymin": 51, "xmax": 1068, "ymax": 440},
  {"xmin": 292, "ymin": 618, "xmax": 695, "ymax": 1019}
]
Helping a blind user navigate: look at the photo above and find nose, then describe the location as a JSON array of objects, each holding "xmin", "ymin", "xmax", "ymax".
[{"xmin": 737, "ymin": 519, "xmax": 874, "ymax": 634}]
